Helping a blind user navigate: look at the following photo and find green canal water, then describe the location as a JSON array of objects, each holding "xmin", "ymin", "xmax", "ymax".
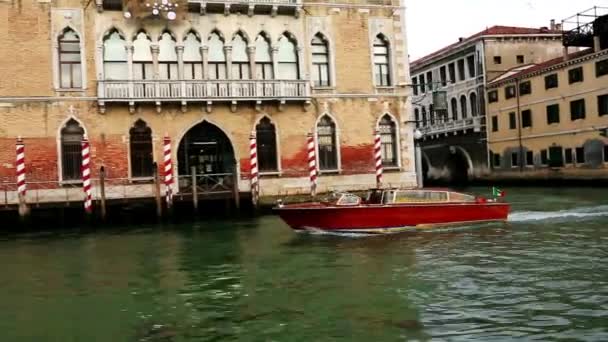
[{"xmin": 1, "ymin": 187, "xmax": 608, "ymax": 341}]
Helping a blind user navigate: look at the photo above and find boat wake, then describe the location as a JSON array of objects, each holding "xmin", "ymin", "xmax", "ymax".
[{"xmin": 508, "ymin": 205, "xmax": 608, "ymax": 223}]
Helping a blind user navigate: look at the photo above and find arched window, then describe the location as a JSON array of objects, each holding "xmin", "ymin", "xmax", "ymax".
[
  {"xmin": 373, "ymin": 35, "xmax": 391, "ymax": 86},
  {"xmin": 451, "ymin": 98, "xmax": 458, "ymax": 121},
  {"xmin": 256, "ymin": 118, "xmax": 278, "ymax": 172},
  {"xmin": 232, "ymin": 33, "xmax": 250, "ymax": 80},
  {"xmin": 255, "ymin": 33, "xmax": 273, "ymax": 80},
  {"xmin": 158, "ymin": 32, "xmax": 178, "ymax": 80},
  {"xmin": 460, "ymin": 95, "xmax": 468, "ymax": 119},
  {"xmin": 208, "ymin": 31, "xmax": 226, "ymax": 80},
  {"xmin": 317, "ymin": 115, "xmax": 338, "ymax": 170},
  {"xmin": 133, "ymin": 31, "xmax": 153, "ymax": 80},
  {"xmin": 422, "ymin": 107, "xmax": 427, "ymax": 126},
  {"xmin": 429, "ymin": 105, "xmax": 435, "ymax": 125},
  {"xmin": 184, "ymin": 31, "xmax": 202, "ymax": 80},
  {"xmin": 103, "ymin": 30, "xmax": 127, "ymax": 80},
  {"xmin": 311, "ymin": 34, "xmax": 330, "ymax": 87},
  {"xmin": 58, "ymin": 28, "xmax": 82, "ymax": 88},
  {"xmin": 414, "ymin": 108, "xmax": 420, "ymax": 128},
  {"xmin": 130, "ymin": 120, "xmax": 153, "ymax": 178},
  {"xmin": 470, "ymin": 93, "xmax": 478, "ymax": 117},
  {"xmin": 379, "ymin": 115, "xmax": 398, "ymax": 167},
  {"xmin": 277, "ymin": 33, "xmax": 299, "ymax": 80},
  {"xmin": 60, "ymin": 119, "xmax": 84, "ymax": 181}
]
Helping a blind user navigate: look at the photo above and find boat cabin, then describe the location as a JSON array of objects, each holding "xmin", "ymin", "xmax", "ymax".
[{"xmin": 326, "ymin": 189, "xmax": 479, "ymax": 207}]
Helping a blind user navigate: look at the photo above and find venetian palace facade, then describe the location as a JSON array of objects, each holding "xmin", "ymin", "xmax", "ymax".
[{"xmin": 0, "ymin": 0, "xmax": 415, "ymax": 207}]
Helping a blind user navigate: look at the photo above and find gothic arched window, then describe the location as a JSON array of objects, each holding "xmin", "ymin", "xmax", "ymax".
[
  {"xmin": 255, "ymin": 33, "xmax": 273, "ymax": 80},
  {"xmin": 232, "ymin": 33, "xmax": 250, "ymax": 79},
  {"xmin": 103, "ymin": 30, "xmax": 127, "ymax": 80},
  {"xmin": 130, "ymin": 120, "xmax": 153, "ymax": 178},
  {"xmin": 208, "ymin": 31, "xmax": 226, "ymax": 80},
  {"xmin": 133, "ymin": 31, "xmax": 153, "ymax": 80},
  {"xmin": 311, "ymin": 33, "xmax": 330, "ymax": 87},
  {"xmin": 256, "ymin": 118, "xmax": 278, "ymax": 172},
  {"xmin": 58, "ymin": 28, "xmax": 82, "ymax": 88},
  {"xmin": 183, "ymin": 32, "xmax": 202, "ymax": 80},
  {"xmin": 317, "ymin": 115, "xmax": 338, "ymax": 171},
  {"xmin": 158, "ymin": 32, "xmax": 178, "ymax": 80},
  {"xmin": 61, "ymin": 119, "xmax": 84, "ymax": 181},
  {"xmin": 373, "ymin": 34, "xmax": 391, "ymax": 86},
  {"xmin": 379, "ymin": 115, "xmax": 398, "ymax": 167},
  {"xmin": 277, "ymin": 33, "xmax": 299, "ymax": 80}
]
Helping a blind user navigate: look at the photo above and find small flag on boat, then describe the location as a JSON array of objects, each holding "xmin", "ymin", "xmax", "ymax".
[{"xmin": 492, "ymin": 187, "xmax": 505, "ymax": 198}]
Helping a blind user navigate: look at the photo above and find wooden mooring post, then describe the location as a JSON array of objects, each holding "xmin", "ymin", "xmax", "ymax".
[
  {"xmin": 191, "ymin": 166, "xmax": 198, "ymax": 211},
  {"xmin": 99, "ymin": 166, "xmax": 107, "ymax": 221},
  {"xmin": 153, "ymin": 162, "xmax": 162, "ymax": 218}
]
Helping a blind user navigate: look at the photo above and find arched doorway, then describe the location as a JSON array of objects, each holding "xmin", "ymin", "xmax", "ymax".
[
  {"xmin": 445, "ymin": 147, "xmax": 471, "ymax": 186},
  {"xmin": 177, "ymin": 121, "xmax": 236, "ymax": 176}
]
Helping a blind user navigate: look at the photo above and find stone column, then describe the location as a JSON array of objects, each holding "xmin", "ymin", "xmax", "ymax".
[
  {"xmin": 201, "ymin": 46, "xmax": 209, "ymax": 79},
  {"xmin": 296, "ymin": 46, "xmax": 304, "ymax": 80},
  {"xmin": 224, "ymin": 45, "xmax": 233, "ymax": 79},
  {"xmin": 271, "ymin": 46, "xmax": 279, "ymax": 79},
  {"xmin": 126, "ymin": 44, "xmax": 134, "ymax": 99},
  {"xmin": 248, "ymin": 45, "xmax": 256, "ymax": 80},
  {"xmin": 151, "ymin": 44, "xmax": 160, "ymax": 79},
  {"xmin": 176, "ymin": 44, "xmax": 185, "ymax": 80}
]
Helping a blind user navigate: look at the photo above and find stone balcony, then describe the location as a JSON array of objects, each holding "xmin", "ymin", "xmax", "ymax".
[
  {"xmin": 420, "ymin": 116, "xmax": 486, "ymax": 139},
  {"xmin": 97, "ymin": 79, "xmax": 311, "ymax": 113}
]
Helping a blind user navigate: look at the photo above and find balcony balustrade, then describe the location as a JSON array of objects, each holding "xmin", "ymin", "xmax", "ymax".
[
  {"xmin": 98, "ymin": 0, "xmax": 301, "ymax": 16},
  {"xmin": 97, "ymin": 79, "xmax": 310, "ymax": 112},
  {"xmin": 420, "ymin": 116, "xmax": 485, "ymax": 138}
]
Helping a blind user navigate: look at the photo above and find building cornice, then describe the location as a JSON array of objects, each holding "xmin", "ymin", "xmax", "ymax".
[{"xmin": 488, "ymin": 49, "xmax": 608, "ymax": 89}]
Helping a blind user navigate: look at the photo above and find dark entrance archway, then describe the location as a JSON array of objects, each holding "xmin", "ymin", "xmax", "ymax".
[
  {"xmin": 445, "ymin": 148, "xmax": 470, "ymax": 186},
  {"xmin": 177, "ymin": 121, "xmax": 236, "ymax": 176}
]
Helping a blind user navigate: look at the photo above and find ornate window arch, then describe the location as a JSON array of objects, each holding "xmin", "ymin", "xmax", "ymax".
[
  {"xmin": 232, "ymin": 32, "xmax": 250, "ymax": 80},
  {"xmin": 208, "ymin": 30, "xmax": 227, "ymax": 80},
  {"xmin": 378, "ymin": 114, "xmax": 398, "ymax": 167},
  {"xmin": 311, "ymin": 33, "xmax": 330, "ymax": 87},
  {"xmin": 255, "ymin": 32, "xmax": 273, "ymax": 80},
  {"xmin": 469, "ymin": 92, "xmax": 478, "ymax": 117},
  {"xmin": 133, "ymin": 31, "xmax": 153, "ymax": 80},
  {"xmin": 103, "ymin": 29, "xmax": 128, "ymax": 80},
  {"xmin": 373, "ymin": 34, "xmax": 391, "ymax": 86},
  {"xmin": 130, "ymin": 120, "xmax": 154, "ymax": 178},
  {"xmin": 60, "ymin": 119, "xmax": 85, "ymax": 181},
  {"xmin": 277, "ymin": 33, "xmax": 299, "ymax": 80},
  {"xmin": 183, "ymin": 31, "xmax": 202, "ymax": 80},
  {"xmin": 451, "ymin": 98, "xmax": 458, "ymax": 121},
  {"xmin": 316, "ymin": 115, "xmax": 338, "ymax": 171},
  {"xmin": 158, "ymin": 31, "xmax": 178, "ymax": 80},
  {"xmin": 460, "ymin": 95, "xmax": 468, "ymax": 119},
  {"xmin": 256, "ymin": 117, "xmax": 278, "ymax": 172},
  {"xmin": 58, "ymin": 28, "xmax": 83, "ymax": 89}
]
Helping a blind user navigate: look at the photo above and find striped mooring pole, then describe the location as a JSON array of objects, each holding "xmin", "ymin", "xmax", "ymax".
[
  {"xmin": 16, "ymin": 137, "xmax": 26, "ymax": 198},
  {"xmin": 163, "ymin": 135, "xmax": 174, "ymax": 208},
  {"xmin": 81, "ymin": 136, "xmax": 93, "ymax": 214},
  {"xmin": 374, "ymin": 129, "xmax": 383, "ymax": 188},
  {"xmin": 249, "ymin": 131, "xmax": 259, "ymax": 207},
  {"xmin": 307, "ymin": 132, "xmax": 318, "ymax": 197}
]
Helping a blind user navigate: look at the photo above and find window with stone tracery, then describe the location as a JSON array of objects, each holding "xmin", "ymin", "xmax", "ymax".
[
  {"xmin": 255, "ymin": 33, "xmax": 273, "ymax": 80},
  {"xmin": 133, "ymin": 31, "xmax": 153, "ymax": 80},
  {"xmin": 208, "ymin": 31, "xmax": 226, "ymax": 80},
  {"xmin": 183, "ymin": 32, "xmax": 202, "ymax": 80},
  {"xmin": 311, "ymin": 34, "xmax": 330, "ymax": 87},
  {"xmin": 158, "ymin": 32, "xmax": 178, "ymax": 80},
  {"xmin": 277, "ymin": 34, "xmax": 299, "ymax": 80}
]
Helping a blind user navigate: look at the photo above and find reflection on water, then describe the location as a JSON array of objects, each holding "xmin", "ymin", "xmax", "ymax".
[{"xmin": 0, "ymin": 187, "xmax": 608, "ymax": 341}]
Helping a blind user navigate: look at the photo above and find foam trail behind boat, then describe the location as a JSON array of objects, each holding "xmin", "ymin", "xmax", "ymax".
[{"xmin": 508, "ymin": 205, "xmax": 608, "ymax": 223}]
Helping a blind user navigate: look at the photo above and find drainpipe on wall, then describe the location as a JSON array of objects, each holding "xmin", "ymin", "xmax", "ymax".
[{"xmin": 515, "ymin": 77, "xmax": 523, "ymax": 172}]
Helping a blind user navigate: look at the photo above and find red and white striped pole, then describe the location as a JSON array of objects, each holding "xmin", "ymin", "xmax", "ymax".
[
  {"xmin": 163, "ymin": 135, "xmax": 174, "ymax": 208},
  {"xmin": 374, "ymin": 129, "xmax": 383, "ymax": 188},
  {"xmin": 307, "ymin": 132, "xmax": 318, "ymax": 197},
  {"xmin": 249, "ymin": 131, "xmax": 259, "ymax": 207},
  {"xmin": 16, "ymin": 137, "xmax": 26, "ymax": 198},
  {"xmin": 81, "ymin": 136, "xmax": 93, "ymax": 214}
]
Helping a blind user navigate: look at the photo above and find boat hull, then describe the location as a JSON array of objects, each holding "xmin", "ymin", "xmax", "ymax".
[{"xmin": 274, "ymin": 202, "xmax": 510, "ymax": 233}]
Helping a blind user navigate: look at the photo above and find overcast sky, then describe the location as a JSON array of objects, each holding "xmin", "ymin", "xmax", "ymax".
[{"xmin": 406, "ymin": 0, "xmax": 607, "ymax": 61}]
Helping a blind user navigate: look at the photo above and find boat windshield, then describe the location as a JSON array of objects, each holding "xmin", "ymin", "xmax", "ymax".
[{"xmin": 332, "ymin": 193, "xmax": 361, "ymax": 206}]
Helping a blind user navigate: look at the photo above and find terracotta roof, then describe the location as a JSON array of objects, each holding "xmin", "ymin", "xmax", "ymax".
[
  {"xmin": 488, "ymin": 48, "xmax": 595, "ymax": 87},
  {"xmin": 411, "ymin": 26, "xmax": 562, "ymax": 70}
]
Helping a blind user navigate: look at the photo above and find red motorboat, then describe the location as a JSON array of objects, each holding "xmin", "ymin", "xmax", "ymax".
[{"xmin": 273, "ymin": 188, "xmax": 510, "ymax": 234}]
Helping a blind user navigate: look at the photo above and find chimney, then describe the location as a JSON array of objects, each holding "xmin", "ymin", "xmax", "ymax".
[
  {"xmin": 550, "ymin": 19, "xmax": 556, "ymax": 30},
  {"xmin": 563, "ymin": 46, "xmax": 569, "ymax": 61},
  {"xmin": 556, "ymin": 23, "xmax": 562, "ymax": 31},
  {"xmin": 458, "ymin": 37, "xmax": 464, "ymax": 42}
]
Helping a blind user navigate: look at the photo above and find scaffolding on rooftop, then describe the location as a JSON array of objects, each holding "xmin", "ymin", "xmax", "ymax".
[{"xmin": 562, "ymin": 6, "xmax": 608, "ymax": 48}]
